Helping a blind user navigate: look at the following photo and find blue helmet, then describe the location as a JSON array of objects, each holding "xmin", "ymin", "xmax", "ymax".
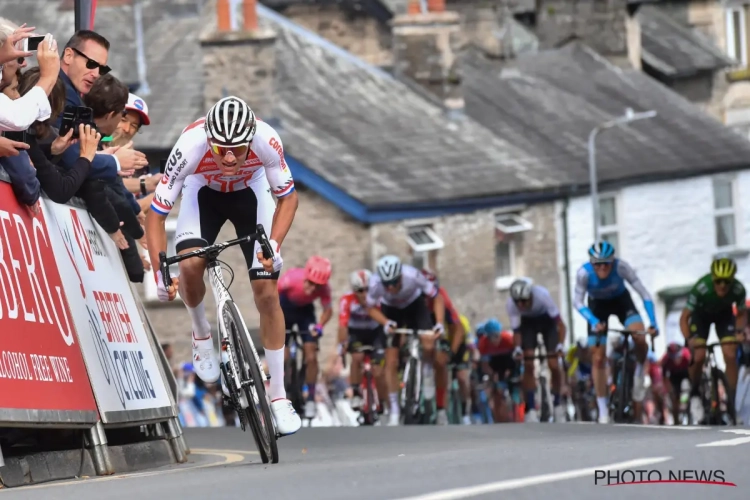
[
  {"xmin": 475, "ymin": 321, "xmax": 487, "ymax": 338},
  {"xmin": 484, "ymin": 318, "xmax": 502, "ymax": 336},
  {"xmin": 589, "ymin": 241, "xmax": 615, "ymax": 262}
]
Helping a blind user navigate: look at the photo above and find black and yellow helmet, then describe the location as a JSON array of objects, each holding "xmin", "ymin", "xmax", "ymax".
[{"xmin": 711, "ymin": 257, "xmax": 737, "ymax": 280}]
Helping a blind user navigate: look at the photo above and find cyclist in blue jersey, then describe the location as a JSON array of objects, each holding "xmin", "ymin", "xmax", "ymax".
[{"xmin": 574, "ymin": 241, "xmax": 658, "ymax": 423}]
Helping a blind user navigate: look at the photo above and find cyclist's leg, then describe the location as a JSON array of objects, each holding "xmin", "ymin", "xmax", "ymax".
[
  {"xmin": 294, "ymin": 305, "xmax": 319, "ymax": 417},
  {"xmin": 381, "ymin": 304, "xmax": 405, "ymax": 423},
  {"xmin": 234, "ymin": 182, "xmax": 299, "ymax": 433},
  {"xmin": 348, "ymin": 329, "xmax": 367, "ymax": 391},
  {"xmin": 687, "ymin": 314, "xmax": 710, "ymax": 422},
  {"xmin": 588, "ymin": 298, "xmax": 614, "ymax": 422},
  {"xmin": 367, "ymin": 326, "xmax": 388, "ymax": 408},
  {"xmin": 413, "ymin": 295, "xmax": 446, "ymax": 419},
  {"xmin": 540, "ymin": 316, "xmax": 564, "ymax": 419},
  {"xmin": 174, "ymin": 185, "xmax": 227, "ymax": 383},
  {"xmin": 614, "ymin": 293, "xmax": 648, "ymax": 402},
  {"xmin": 453, "ymin": 343, "xmax": 472, "ymax": 423},
  {"xmin": 717, "ymin": 312, "xmax": 740, "ymax": 394},
  {"xmin": 518, "ymin": 318, "xmax": 538, "ymax": 420}
]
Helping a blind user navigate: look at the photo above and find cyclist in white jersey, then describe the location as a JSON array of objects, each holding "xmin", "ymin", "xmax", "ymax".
[
  {"xmin": 367, "ymin": 255, "xmax": 445, "ymax": 425},
  {"xmin": 506, "ymin": 279, "xmax": 567, "ymax": 422},
  {"xmin": 145, "ymin": 96, "xmax": 301, "ymax": 435}
]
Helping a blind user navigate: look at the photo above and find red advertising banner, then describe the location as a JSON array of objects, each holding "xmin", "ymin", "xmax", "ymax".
[{"xmin": 0, "ymin": 183, "xmax": 97, "ymax": 417}]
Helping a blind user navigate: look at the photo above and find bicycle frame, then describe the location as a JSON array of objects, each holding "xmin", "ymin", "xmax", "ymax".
[
  {"xmin": 692, "ymin": 340, "xmax": 741, "ymax": 425},
  {"xmin": 391, "ymin": 328, "xmax": 436, "ymax": 424},
  {"xmin": 607, "ymin": 328, "xmax": 651, "ymax": 423}
]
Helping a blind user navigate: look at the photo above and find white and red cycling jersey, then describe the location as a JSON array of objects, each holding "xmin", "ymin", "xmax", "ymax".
[
  {"xmin": 150, "ymin": 117, "xmax": 295, "ymax": 216},
  {"xmin": 339, "ymin": 293, "xmax": 379, "ymax": 330}
]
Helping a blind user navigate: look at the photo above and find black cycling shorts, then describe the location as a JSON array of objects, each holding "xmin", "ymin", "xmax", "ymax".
[
  {"xmin": 517, "ymin": 314, "xmax": 558, "ymax": 353},
  {"xmin": 381, "ymin": 294, "xmax": 433, "ymax": 349},
  {"xmin": 348, "ymin": 326, "xmax": 386, "ymax": 363},
  {"xmin": 587, "ymin": 292, "xmax": 642, "ymax": 343},
  {"xmin": 689, "ymin": 309, "xmax": 736, "ymax": 341}
]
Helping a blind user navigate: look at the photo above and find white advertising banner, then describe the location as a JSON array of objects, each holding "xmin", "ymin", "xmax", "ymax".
[{"xmin": 42, "ymin": 200, "xmax": 174, "ymax": 423}]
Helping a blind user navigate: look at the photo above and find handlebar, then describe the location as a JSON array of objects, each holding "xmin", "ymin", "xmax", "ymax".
[
  {"xmin": 158, "ymin": 224, "xmax": 273, "ymax": 288},
  {"xmin": 692, "ymin": 339, "xmax": 743, "ymax": 349},
  {"xmin": 390, "ymin": 328, "xmax": 439, "ymax": 337},
  {"xmin": 523, "ymin": 353, "xmax": 560, "ymax": 361}
]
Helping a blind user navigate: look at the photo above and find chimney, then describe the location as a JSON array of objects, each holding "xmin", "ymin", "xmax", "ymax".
[
  {"xmin": 535, "ymin": 0, "xmax": 641, "ymax": 69},
  {"xmin": 392, "ymin": 0, "xmax": 464, "ymax": 111},
  {"xmin": 200, "ymin": 0, "xmax": 278, "ymax": 119}
]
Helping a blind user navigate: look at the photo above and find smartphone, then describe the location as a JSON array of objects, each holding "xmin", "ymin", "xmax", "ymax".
[
  {"xmin": 22, "ymin": 36, "xmax": 47, "ymax": 52},
  {"xmin": 159, "ymin": 158, "xmax": 167, "ymax": 174},
  {"xmin": 3, "ymin": 130, "xmax": 27, "ymax": 145}
]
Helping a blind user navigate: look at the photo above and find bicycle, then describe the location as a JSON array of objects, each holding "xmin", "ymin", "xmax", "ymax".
[
  {"xmin": 523, "ymin": 350, "xmax": 560, "ymax": 422},
  {"xmin": 447, "ymin": 363, "xmax": 463, "ymax": 425},
  {"xmin": 391, "ymin": 328, "xmax": 440, "ymax": 425},
  {"xmin": 599, "ymin": 329, "xmax": 651, "ymax": 424},
  {"xmin": 471, "ymin": 372, "xmax": 494, "ymax": 424},
  {"xmin": 159, "ymin": 224, "xmax": 279, "ymax": 464},
  {"xmin": 690, "ymin": 339, "xmax": 742, "ymax": 425},
  {"xmin": 343, "ymin": 344, "xmax": 381, "ymax": 426}
]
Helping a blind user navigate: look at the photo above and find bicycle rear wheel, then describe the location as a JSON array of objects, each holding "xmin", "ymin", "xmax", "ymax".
[
  {"xmin": 403, "ymin": 358, "xmax": 420, "ymax": 425},
  {"xmin": 362, "ymin": 371, "xmax": 376, "ymax": 425},
  {"xmin": 539, "ymin": 375, "xmax": 551, "ymax": 422},
  {"xmin": 223, "ymin": 301, "xmax": 279, "ymax": 463},
  {"xmin": 711, "ymin": 367, "xmax": 736, "ymax": 425}
]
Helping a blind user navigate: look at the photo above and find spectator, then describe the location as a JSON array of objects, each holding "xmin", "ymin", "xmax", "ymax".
[
  {"xmin": 17, "ymin": 67, "xmax": 98, "ymax": 203},
  {"xmin": 0, "ymin": 27, "xmax": 57, "ymax": 133}
]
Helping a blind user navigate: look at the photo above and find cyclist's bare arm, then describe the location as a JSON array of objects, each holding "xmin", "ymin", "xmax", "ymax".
[
  {"xmin": 337, "ymin": 324, "xmax": 349, "ymax": 345},
  {"xmin": 318, "ymin": 305, "xmax": 333, "ymax": 327},
  {"xmin": 258, "ymin": 128, "xmax": 297, "ymax": 246},
  {"xmin": 145, "ymin": 130, "xmax": 201, "ymax": 269}
]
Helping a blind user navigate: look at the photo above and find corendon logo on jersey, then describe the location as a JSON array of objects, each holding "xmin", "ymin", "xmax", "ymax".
[
  {"xmin": 70, "ymin": 209, "xmax": 94, "ymax": 272},
  {"xmin": 269, "ymin": 137, "xmax": 288, "ymax": 171}
]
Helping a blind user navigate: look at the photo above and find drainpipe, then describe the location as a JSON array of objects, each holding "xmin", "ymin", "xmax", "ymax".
[
  {"xmin": 133, "ymin": 0, "xmax": 150, "ymax": 96},
  {"xmin": 562, "ymin": 197, "xmax": 574, "ymax": 344}
]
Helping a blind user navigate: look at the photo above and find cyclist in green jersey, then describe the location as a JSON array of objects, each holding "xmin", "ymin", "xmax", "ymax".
[{"xmin": 680, "ymin": 257, "xmax": 747, "ymax": 423}]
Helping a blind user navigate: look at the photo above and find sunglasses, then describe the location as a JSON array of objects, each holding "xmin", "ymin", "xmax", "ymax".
[
  {"xmin": 714, "ymin": 279, "xmax": 731, "ymax": 286},
  {"xmin": 71, "ymin": 47, "xmax": 111, "ymax": 75},
  {"xmin": 514, "ymin": 299, "xmax": 531, "ymax": 305},
  {"xmin": 383, "ymin": 279, "xmax": 400, "ymax": 288},
  {"xmin": 593, "ymin": 261, "xmax": 613, "ymax": 268},
  {"xmin": 354, "ymin": 287, "xmax": 369, "ymax": 293},
  {"xmin": 210, "ymin": 142, "xmax": 249, "ymax": 157}
]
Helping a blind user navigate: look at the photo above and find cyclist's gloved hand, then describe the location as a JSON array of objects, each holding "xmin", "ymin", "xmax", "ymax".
[
  {"xmin": 512, "ymin": 346, "xmax": 523, "ymax": 361},
  {"xmin": 384, "ymin": 320, "xmax": 397, "ymax": 335},
  {"xmin": 257, "ymin": 239, "xmax": 283, "ymax": 273},
  {"xmin": 648, "ymin": 326, "xmax": 659, "ymax": 337},
  {"xmin": 309, "ymin": 323, "xmax": 324, "ymax": 337},
  {"xmin": 433, "ymin": 323, "xmax": 445, "ymax": 336},
  {"xmin": 555, "ymin": 343, "xmax": 564, "ymax": 355}
]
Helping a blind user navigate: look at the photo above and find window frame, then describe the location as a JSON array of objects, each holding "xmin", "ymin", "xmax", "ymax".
[
  {"xmin": 713, "ymin": 176, "xmax": 739, "ymax": 250},
  {"xmin": 405, "ymin": 224, "xmax": 445, "ymax": 253},
  {"xmin": 726, "ymin": 6, "xmax": 748, "ymax": 67},
  {"xmin": 598, "ymin": 194, "xmax": 620, "ymax": 251}
]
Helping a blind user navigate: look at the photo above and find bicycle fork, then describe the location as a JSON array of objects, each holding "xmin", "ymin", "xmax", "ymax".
[{"xmin": 401, "ymin": 339, "xmax": 423, "ymax": 416}]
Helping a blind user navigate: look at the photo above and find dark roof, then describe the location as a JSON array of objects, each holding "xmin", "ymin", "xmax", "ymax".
[
  {"xmin": 461, "ymin": 42, "xmax": 750, "ymax": 187},
  {"xmin": 2, "ymin": 0, "xmax": 141, "ymax": 86},
  {"xmin": 638, "ymin": 5, "xmax": 733, "ymax": 78}
]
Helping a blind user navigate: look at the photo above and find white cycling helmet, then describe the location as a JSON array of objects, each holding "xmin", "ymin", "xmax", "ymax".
[
  {"xmin": 349, "ymin": 269, "xmax": 372, "ymax": 291},
  {"xmin": 205, "ymin": 96, "xmax": 257, "ymax": 145},
  {"xmin": 509, "ymin": 279, "xmax": 533, "ymax": 301},
  {"xmin": 376, "ymin": 255, "xmax": 402, "ymax": 283}
]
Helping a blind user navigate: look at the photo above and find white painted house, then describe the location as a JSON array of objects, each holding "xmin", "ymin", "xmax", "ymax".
[{"xmin": 557, "ymin": 171, "xmax": 750, "ymax": 362}]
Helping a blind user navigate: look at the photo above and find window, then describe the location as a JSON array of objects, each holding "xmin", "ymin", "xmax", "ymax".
[
  {"xmin": 598, "ymin": 196, "xmax": 619, "ymax": 252},
  {"xmin": 726, "ymin": 6, "xmax": 748, "ymax": 66},
  {"xmin": 713, "ymin": 177, "xmax": 737, "ymax": 249},
  {"xmin": 494, "ymin": 212, "xmax": 533, "ymax": 289},
  {"xmin": 405, "ymin": 224, "xmax": 443, "ymax": 270},
  {"xmin": 144, "ymin": 218, "xmax": 181, "ymax": 303}
]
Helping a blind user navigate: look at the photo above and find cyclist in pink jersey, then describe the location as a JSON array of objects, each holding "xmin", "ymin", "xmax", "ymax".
[{"xmin": 278, "ymin": 256, "xmax": 333, "ymax": 419}]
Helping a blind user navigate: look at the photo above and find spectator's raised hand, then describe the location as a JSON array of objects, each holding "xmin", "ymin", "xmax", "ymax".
[
  {"xmin": 36, "ymin": 34, "xmax": 60, "ymax": 94},
  {"xmin": 0, "ymin": 24, "xmax": 34, "ymax": 65},
  {"xmin": 114, "ymin": 146, "xmax": 148, "ymax": 173},
  {"xmin": 78, "ymin": 124, "xmax": 101, "ymax": 161},
  {"xmin": 50, "ymin": 127, "xmax": 76, "ymax": 156},
  {"xmin": 0, "ymin": 136, "xmax": 29, "ymax": 157},
  {"xmin": 109, "ymin": 222, "xmax": 129, "ymax": 250}
]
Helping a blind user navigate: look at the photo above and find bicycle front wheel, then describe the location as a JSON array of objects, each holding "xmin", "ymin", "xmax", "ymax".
[{"xmin": 223, "ymin": 301, "xmax": 279, "ymax": 463}]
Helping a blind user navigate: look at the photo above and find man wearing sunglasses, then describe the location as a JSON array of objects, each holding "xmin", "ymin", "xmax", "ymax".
[
  {"xmin": 367, "ymin": 255, "xmax": 445, "ymax": 426},
  {"xmin": 146, "ymin": 95, "xmax": 300, "ymax": 436},
  {"xmin": 680, "ymin": 257, "xmax": 747, "ymax": 424},
  {"xmin": 574, "ymin": 241, "xmax": 658, "ymax": 424},
  {"xmin": 506, "ymin": 278, "xmax": 567, "ymax": 422}
]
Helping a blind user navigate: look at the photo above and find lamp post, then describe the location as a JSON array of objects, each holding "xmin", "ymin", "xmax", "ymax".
[{"xmin": 588, "ymin": 108, "xmax": 657, "ymax": 241}]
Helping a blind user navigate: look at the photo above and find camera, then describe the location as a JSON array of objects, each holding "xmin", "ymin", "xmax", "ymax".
[{"xmin": 59, "ymin": 105, "xmax": 96, "ymax": 139}]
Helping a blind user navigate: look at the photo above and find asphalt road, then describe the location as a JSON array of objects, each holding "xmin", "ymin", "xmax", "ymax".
[{"xmin": 2, "ymin": 424, "xmax": 749, "ymax": 500}]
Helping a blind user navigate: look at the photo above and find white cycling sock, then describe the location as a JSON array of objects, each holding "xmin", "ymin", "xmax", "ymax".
[
  {"xmin": 265, "ymin": 347, "xmax": 286, "ymax": 401},
  {"xmin": 389, "ymin": 393, "xmax": 399, "ymax": 413},
  {"xmin": 187, "ymin": 302, "xmax": 211, "ymax": 340},
  {"xmin": 634, "ymin": 362, "xmax": 644, "ymax": 379},
  {"xmin": 597, "ymin": 397, "xmax": 609, "ymax": 417}
]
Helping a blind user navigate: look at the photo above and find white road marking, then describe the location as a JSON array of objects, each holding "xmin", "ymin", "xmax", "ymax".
[
  {"xmin": 392, "ymin": 456, "xmax": 673, "ymax": 500},
  {"xmin": 614, "ymin": 424, "xmax": 711, "ymax": 430},
  {"xmin": 696, "ymin": 429, "xmax": 750, "ymax": 448}
]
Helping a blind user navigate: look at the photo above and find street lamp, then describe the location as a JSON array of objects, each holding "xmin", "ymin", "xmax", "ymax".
[{"xmin": 588, "ymin": 108, "xmax": 657, "ymax": 241}]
